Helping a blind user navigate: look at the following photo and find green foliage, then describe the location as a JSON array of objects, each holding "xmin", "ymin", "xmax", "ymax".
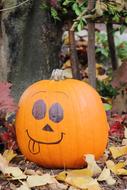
[
  {"xmin": 117, "ymin": 42, "xmax": 127, "ymax": 61},
  {"xmin": 96, "ymin": 31, "xmax": 127, "ymax": 63},
  {"xmin": 42, "ymin": 0, "xmax": 127, "ymax": 32},
  {"xmin": 97, "ymin": 80, "xmax": 118, "ymax": 98},
  {"xmin": 95, "ymin": 32, "xmax": 109, "ymax": 63}
]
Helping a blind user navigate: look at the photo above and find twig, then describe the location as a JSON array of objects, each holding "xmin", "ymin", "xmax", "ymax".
[
  {"xmin": 0, "ymin": 0, "xmax": 30, "ymax": 12},
  {"xmin": 87, "ymin": 0, "xmax": 96, "ymax": 88}
]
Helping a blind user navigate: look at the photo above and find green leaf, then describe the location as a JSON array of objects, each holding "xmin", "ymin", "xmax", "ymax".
[
  {"xmin": 104, "ymin": 103, "xmax": 112, "ymax": 111},
  {"xmin": 120, "ymin": 25, "xmax": 126, "ymax": 34},
  {"xmin": 51, "ymin": 7, "xmax": 60, "ymax": 21},
  {"xmin": 77, "ymin": 19, "xmax": 84, "ymax": 31}
]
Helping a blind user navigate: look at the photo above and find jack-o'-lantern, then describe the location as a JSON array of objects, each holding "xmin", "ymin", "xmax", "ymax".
[{"xmin": 16, "ymin": 77, "xmax": 109, "ymax": 168}]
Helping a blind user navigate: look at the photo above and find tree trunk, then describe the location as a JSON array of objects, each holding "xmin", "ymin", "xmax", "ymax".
[
  {"xmin": 1, "ymin": 0, "xmax": 62, "ymax": 100},
  {"xmin": 106, "ymin": 22, "xmax": 118, "ymax": 70},
  {"xmin": 87, "ymin": 0, "xmax": 96, "ymax": 88},
  {"xmin": 69, "ymin": 29, "xmax": 81, "ymax": 79}
]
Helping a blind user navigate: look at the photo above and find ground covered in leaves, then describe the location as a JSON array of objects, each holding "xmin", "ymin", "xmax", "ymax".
[{"xmin": 0, "ymin": 114, "xmax": 127, "ymax": 190}]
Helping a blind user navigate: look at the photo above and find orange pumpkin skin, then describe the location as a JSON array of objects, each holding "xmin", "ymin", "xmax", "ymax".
[{"xmin": 16, "ymin": 79, "xmax": 109, "ymax": 168}]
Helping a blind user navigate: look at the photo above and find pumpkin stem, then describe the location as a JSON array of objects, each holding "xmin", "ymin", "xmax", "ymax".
[{"xmin": 50, "ymin": 69, "xmax": 65, "ymax": 81}]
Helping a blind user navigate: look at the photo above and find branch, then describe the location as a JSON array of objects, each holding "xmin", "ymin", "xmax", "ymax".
[{"xmin": 0, "ymin": 0, "xmax": 30, "ymax": 12}]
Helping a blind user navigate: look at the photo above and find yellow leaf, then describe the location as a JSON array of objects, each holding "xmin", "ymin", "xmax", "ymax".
[
  {"xmin": 109, "ymin": 146, "xmax": 127, "ymax": 159},
  {"xmin": 85, "ymin": 154, "xmax": 102, "ymax": 176},
  {"xmin": 3, "ymin": 149, "xmax": 17, "ymax": 163},
  {"xmin": 106, "ymin": 160, "xmax": 127, "ymax": 175},
  {"xmin": 56, "ymin": 171, "xmax": 68, "ymax": 181},
  {"xmin": 69, "ymin": 168, "xmax": 93, "ymax": 177},
  {"xmin": 98, "ymin": 168, "xmax": 116, "ymax": 185},
  {"xmin": 62, "ymin": 31, "xmax": 69, "ymax": 45},
  {"xmin": 62, "ymin": 60, "xmax": 71, "ymax": 69},
  {"xmin": 56, "ymin": 168, "xmax": 92, "ymax": 181},
  {"xmin": 116, "ymin": 168, "xmax": 127, "ymax": 175},
  {"xmin": 27, "ymin": 174, "xmax": 55, "ymax": 187},
  {"xmin": 66, "ymin": 175, "xmax": 101, "ymax": 190},
  {"xmin": 4, "ymin": 166, "xmax": 26, "ymax": 179}
]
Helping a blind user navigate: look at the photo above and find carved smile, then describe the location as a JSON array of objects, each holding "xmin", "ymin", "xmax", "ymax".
[{"xmin": 26, "ymin": 129, "xmax": 65, "ymax": 154}]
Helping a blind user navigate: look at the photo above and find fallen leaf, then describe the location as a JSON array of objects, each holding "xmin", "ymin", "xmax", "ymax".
[
  {"xmin": 0, "ymin": 154, "xmax": 9, "ymax": 173},
  {"xmin": 4, "ymin": 167, "xmax": 26, "ymax": 179},
  {"xmin": 98, "ymin": 167, "xmax": 116, "ymax": 185},
  {"xmin": 85, "ymin": 154, "xmax": 102, "ymax": 176},
  {"xmin": 56, "ymin": 171, "xmax": 68, "ymax": 181},
  {"xmin": 66, "ymin": 175, "xmax": 101, "ymax": 190},
  {"xmin": 48, "ymin": 178, "xmax": 67, "ymax": 190},
  {"xmin": 68, "ymin": 186, "xmax": 79, "ymax": 190},
  {"xmin": 62, "ymin": 60, "xmax": 71, "ymax": 69},
  {"xmin": 122, "ymin": 139, "xmax": 127, "ymax": 145},
  {"xmin": 109, "ymin": 121, "xmax": 124, "ymax": 138},
  {"xmin": 63, "ymin": 68, "xmax": 72, "ymax": 79},
  {"xmin": 69, "ymin": 168, "xmax": 93, "ymax": 177},
  {"xmin": 124, "ymin": 128, "xmax": 127, "ymax": 138},
  {"xmin": 24, "ymin": 169, "xmax": 38, "ymax": 176},
  {"xmin": 106, "ymin": 160, "xmax": 127, "ymax": 175},
  {"xmin": 109, "ymin": 146, "xmax": 127, "ymax": 159},
  {"xmin": 27, "ymin": 174, "xmax": 55, "ymax": 187},
  {"xmin": 3, "ymin": 149, "xmax": 17, "ymax": 163}
]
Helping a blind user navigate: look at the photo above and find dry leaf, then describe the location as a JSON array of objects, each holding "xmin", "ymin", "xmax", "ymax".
[
  {"xmin": 63, "ymin": 68, "xmax": 72, "ymax": 79},
  {"xmin": 0, "ymin": 154, "xmax": 9, "ymax": 173},
  {"xmin": 106, "ymin": 160, "xmax": 127, "ymax": 175},
  {"xmin": 24, "ymin": 169, "xmax": 38, "ymax": 175},
  {"xmin": 3, "ymin": 149, "xmax": 17, "ymax": 163},
  {"xmin": 4, "ymin": 167, "xmax": 26, "ymax": 179},
  {"xmin": 56, "ymin": 163, "xmax": 100, "ymax": 189},
  {"xmin": 124, "ymin": 128, "xmax": 127, "ymax": 138},
  {"xmin": 56, "ymin": 168, "xmax": 92, "ymax": 181},
  {"xmin": 85, "ymin": 154, "xmax": 102, "ymax": 176},
  {"xmin": 68, "ymin": 186, "xmax": 79, "ymax": 190},
  {"xmin": 109, "ymin": 146, "xmax": 127, "ymax": 159},
  {"xmin": 56, "ymin": 171, "xmax": 68, "ymax": 181},
  {"xmin": 27, "ymin": 174, "xmax": 55, "ymax": 187},
  {"xmin": 48, "ymin": 178, "xmax": 67, "ymax": 190},
  {"xmin": 62, "ymin": 60, "xmax": 71, "ymax": 69},
  {"xmin": 98, "ymin": 167, "xmax": 116, "ymax": 185},
  {"xmin": 122, "ymin": 139, "xmax": 127, "ymax": 145},
  {"xmin": 69, "ymin": 168, "xmax": 93, "ymax": 177},
  {"xmin": 66, "ymin": 175, "xmax": 101, "ymax": 190}
]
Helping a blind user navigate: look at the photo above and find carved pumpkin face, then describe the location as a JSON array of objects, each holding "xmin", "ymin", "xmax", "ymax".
[{"xmin": 16, "ymin": 79, "xmax": 109, "ymax": 168}]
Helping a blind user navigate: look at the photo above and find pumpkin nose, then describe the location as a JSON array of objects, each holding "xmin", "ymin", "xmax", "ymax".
[{"xmin": 42, "ymin": 124, "xmax": 54, "ymax": 132}]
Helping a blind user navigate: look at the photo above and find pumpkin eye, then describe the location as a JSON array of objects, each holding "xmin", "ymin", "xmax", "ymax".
[
  {"xmin": 49, "ymin": 103, "xmax": 63, "ymax": 123},
  {"xmin": 32, "ymin": 100, "xmax": 46, "ymax": 120}
]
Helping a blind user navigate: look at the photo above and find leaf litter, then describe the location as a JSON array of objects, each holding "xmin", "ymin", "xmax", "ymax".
[{"xmin": 1, "ymin": 115, "xmax": 127, "ymax": 189}]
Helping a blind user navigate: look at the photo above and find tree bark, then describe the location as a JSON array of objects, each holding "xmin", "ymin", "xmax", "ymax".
[
  {"xmin": 69, "ymin": 29, "xmax": 81, "ymax": 80},
  {"xmin": 87, "ymin": 0, "xmax": 96, "ymax": 88},
  {"xmin": 106, "ymin": 22, "xmax": 118, "ymax": 70},
  {"xmin": 1, "ymin": 0, "xmax": 62, "ymax": 100}
]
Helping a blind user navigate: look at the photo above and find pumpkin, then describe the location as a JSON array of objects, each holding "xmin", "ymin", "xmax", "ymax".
[{"xmin": 16, "ymin": 79, "xmax": 109, "ymax": 168}]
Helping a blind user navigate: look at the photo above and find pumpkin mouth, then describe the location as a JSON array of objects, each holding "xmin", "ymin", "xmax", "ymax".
[{"xmin": 26, "ymin": 129, "xmax": 65, "ymax": 154}]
